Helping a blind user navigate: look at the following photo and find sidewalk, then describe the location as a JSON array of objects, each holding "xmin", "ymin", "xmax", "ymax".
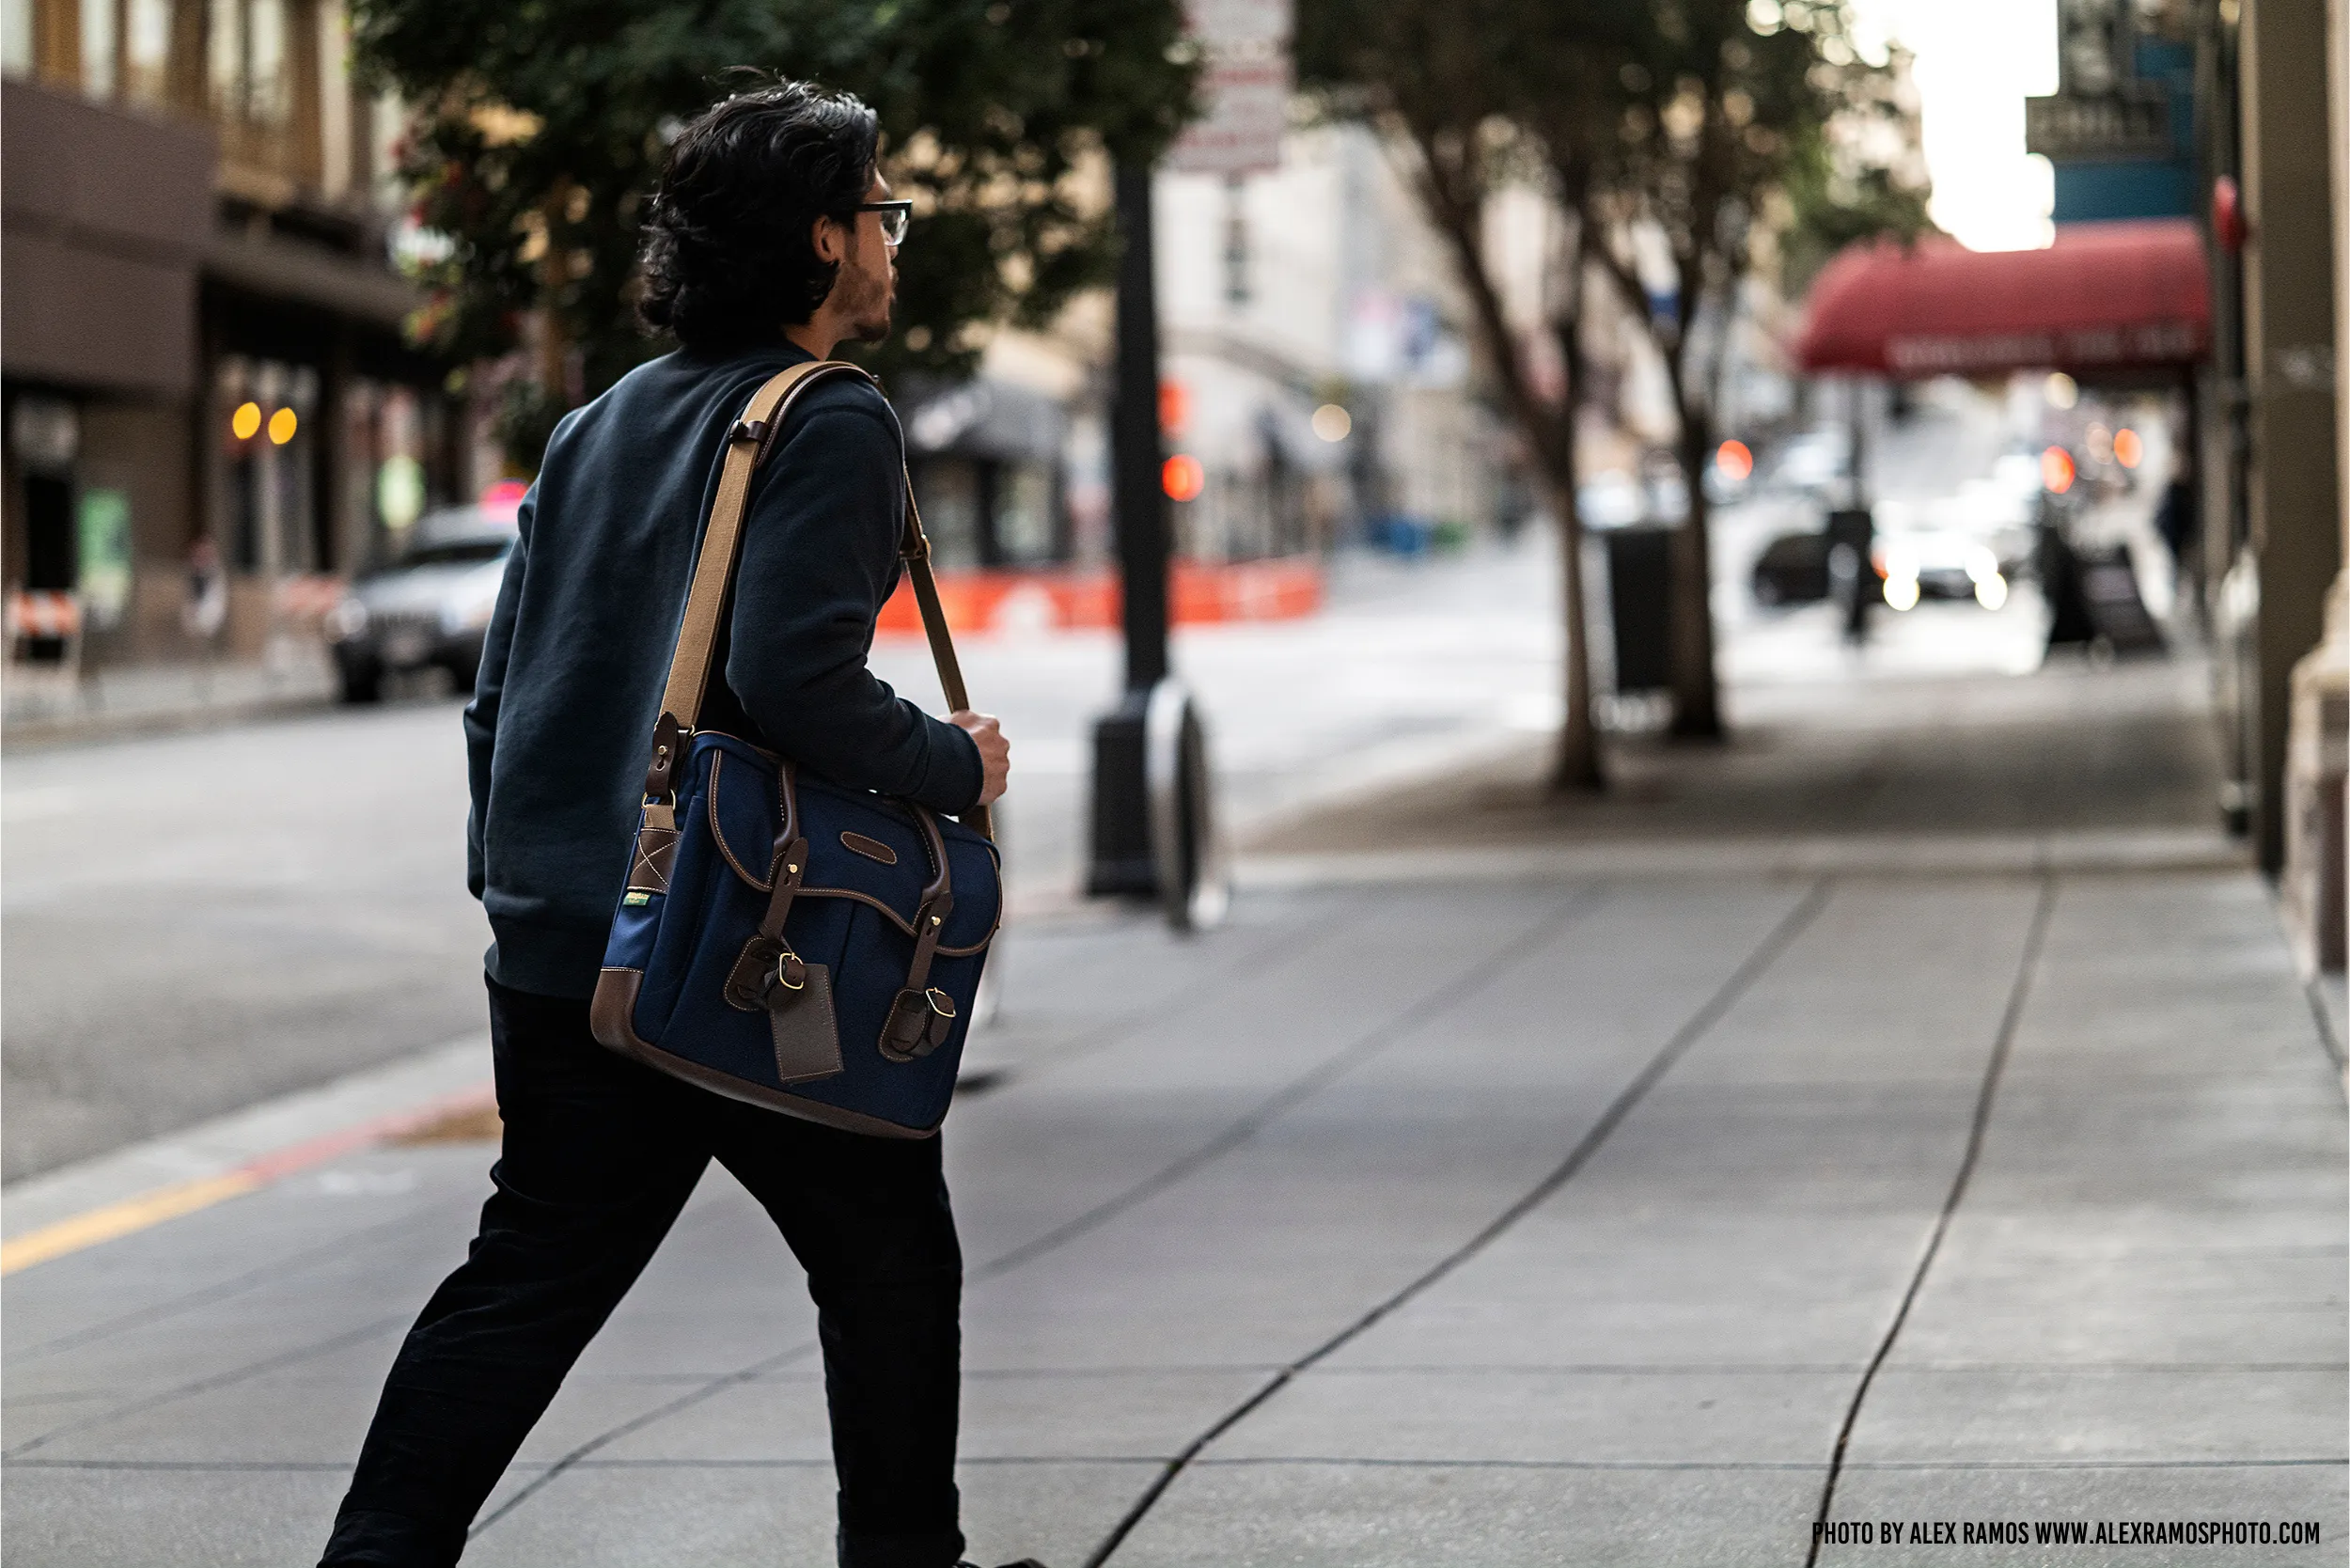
[
  {"xmin": 3, "ymin": 644, "xmax": 337, "ymax": 744},
  {"xmin": 5, "ymin": 658, "xmax": 2342, "ymax": 1566}
]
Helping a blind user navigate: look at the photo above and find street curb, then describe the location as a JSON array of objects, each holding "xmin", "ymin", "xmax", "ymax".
[
  {"xmin": 1235, "ymin": 827, "xmax": 2253, "ymax": 889},
  {"xmin": 1, "ymin": 690, "xmax": 337, "ymax": 751},
  {"xmin": 1, "ymin": 1034, "xmax": 493, "ymax": 1270}
]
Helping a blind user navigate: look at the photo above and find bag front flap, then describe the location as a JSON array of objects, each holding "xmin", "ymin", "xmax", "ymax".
[{"xmin": 699, "ymin": 734, "xmax": 998, "ymax": 953}]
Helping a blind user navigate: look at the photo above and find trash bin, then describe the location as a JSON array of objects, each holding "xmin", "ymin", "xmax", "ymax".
[{"xmin": 1606, "ymin": 525, "xmax": 1673, "ymax": 694}]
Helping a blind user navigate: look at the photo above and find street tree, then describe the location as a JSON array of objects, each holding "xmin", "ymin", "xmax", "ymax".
[
  {"xmin": 1301, "ymin": 0, "xmax": 1928, "ymax": 763},
  {"xmin": 1581, "ymin": 0, "xmax": 1929, "ymax": 737},
  {"xmin": 1298, "ymin": 0, "xmax": 1626, "ymax": 791},
  {"xmin": 352, "ymin": 0, "xmax": 1198, "ymax": 471}
]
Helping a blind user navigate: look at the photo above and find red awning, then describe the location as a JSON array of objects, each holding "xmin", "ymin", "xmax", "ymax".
[{"xmin": 1794, "ymin": 218, "xmax": 2209, "ymax": 379}]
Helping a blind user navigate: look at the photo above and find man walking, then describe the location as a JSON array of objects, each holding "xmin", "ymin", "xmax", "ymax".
[{"xmin": 321, "ymin": 80, "xmax": 1024, "ymax": 1568}]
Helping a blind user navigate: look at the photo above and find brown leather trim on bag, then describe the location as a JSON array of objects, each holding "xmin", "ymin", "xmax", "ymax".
[
  {"xmin": 590, "ymin": 965, "xmax": 649, "ymax": 1051},
  {"xmin": 593, "ymin": 968, "xmax": 937, "ymax": 1139},
  {"xmin": 707, "ymin": 754, "xmax": 775, "ymax": 892},
  {"xmin": 787, "ymin": 887, "xmax": 996, "ymax": 955},
  {"xmin": 625, "ymin": 802, "xmax": 680, "ymax": 895},
  {"xmin": 839, "ymin": 831, "xmax": 897, "ymax": 865}
]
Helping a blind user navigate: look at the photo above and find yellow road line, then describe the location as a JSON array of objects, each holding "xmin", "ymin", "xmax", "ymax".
[{"xmin": 1, "ymin": 1171, "xmax": 264, "ymax": 1277}]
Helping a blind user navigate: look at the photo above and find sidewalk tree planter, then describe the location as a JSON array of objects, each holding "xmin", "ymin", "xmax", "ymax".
[{"xmin": 351, "ymin": 0, "xmax": 1198, "ymax": 471}]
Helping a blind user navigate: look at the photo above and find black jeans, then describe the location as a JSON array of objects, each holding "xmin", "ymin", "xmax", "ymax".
[{"xmin": 321, "ymin": 977, "xmax": 964, "ymax": 1568}]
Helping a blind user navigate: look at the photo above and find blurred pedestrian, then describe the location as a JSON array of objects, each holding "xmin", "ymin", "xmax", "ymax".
[
  {"xmin": 180, "ymin": 536, "xmax": 227, "ymax": 644},
  {"xmin": 2153, "ymin": 445, "xmax": 2201, "ymax": 613},
  {"xmin": 319, "ymin": 79, "xmax": 1023, "ymax": 1568}
]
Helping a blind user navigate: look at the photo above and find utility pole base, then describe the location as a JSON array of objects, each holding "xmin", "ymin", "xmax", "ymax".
[{"xmin": 1085, "ymin": 689, "xmax": 1157, "ymax": 898}]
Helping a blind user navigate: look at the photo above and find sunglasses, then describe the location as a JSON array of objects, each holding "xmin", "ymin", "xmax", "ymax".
[{"xmin": 856, "ymin": 199, "xmax": 912, "ymax": 246}]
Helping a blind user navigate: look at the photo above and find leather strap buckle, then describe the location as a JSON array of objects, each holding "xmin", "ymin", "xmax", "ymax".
[
  {"xmin": 727, "ymin": 417, "xmax": 768, "ymax": 446},
  {"xmin": 642, "ymin": 710, "xmax": 688, "ymax": 803}
]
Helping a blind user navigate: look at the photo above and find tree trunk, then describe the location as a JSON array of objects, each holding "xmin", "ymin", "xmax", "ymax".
[
  {"xmin": 1668, "ymin": 400, "xmax": 1724, "ymax": 740},
  {"xmin": 1400, "ymin": 128, "xmax": 1605, "ymax": 792},
  {"xmin": 1546, "ymin": 331, "xmax": 1603, "ymax": 792}
]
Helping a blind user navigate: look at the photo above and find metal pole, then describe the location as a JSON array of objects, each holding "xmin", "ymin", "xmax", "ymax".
[
  {"xmin": 1112, "ymin": 164, "xmax": 1170, "ymax": 691},
  {"xmin": 1086, "ymin": 163, "xmax": 1172, "ymax": 897}
]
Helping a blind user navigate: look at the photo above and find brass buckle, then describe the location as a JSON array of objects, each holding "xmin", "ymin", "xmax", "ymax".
[
  {"xmin": 924, "ymin": 987, "xmax": 956, "ymax": 1019},
  {"xmin": 775, "ymin": 945, "xmax": 807, "ymax": 993}
]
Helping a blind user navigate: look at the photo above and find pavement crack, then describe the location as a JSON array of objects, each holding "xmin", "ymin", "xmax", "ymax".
[
  {"xmin": 466, "ymin": 887, "xmax": 1516, "ymax": 1542},
  {"xmin": 1801, "ymin": 876, "xmax": 2058, "ymax": 1566},
  {"xmin": 2, "ymin": 1313, "xmax": 410, "ymax": 1460},
  {"xmin": 972, "ymin": 885, "xmax": 1607, "ymax": 1288},
  {"xmin": 981, "ymin": 891, "xmax": 1368, "ymax": 1087},
  {"xmin": 5, "ymin": 1204, "xmax": 455, "ymax": 1367},
  {"xmin": 1080, "ymin": 877, "xmax": 1835, "ymax": 1568},
  {"xmin": 464, "ymin": 1340, "xmax": 824, "ymax": 1539}
]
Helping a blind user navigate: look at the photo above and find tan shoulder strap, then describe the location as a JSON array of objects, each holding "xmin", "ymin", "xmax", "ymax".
[{"xmin": 642, "ymin": 359, "xmax": 991, "ymax": 839}]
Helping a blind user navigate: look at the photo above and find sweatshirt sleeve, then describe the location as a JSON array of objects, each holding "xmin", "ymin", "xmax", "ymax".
[
  {"xmin": 724, "ymin": 401, "xmax": 984, "ymax": 815},
  {"xmin": 462, "ymin": 482, "xmax": 533, "ymax": 901}
]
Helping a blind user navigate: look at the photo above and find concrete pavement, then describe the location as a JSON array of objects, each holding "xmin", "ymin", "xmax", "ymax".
[{"xmin": 5, "ymin": 854, "xmax": 2341, "ymax": 1563}]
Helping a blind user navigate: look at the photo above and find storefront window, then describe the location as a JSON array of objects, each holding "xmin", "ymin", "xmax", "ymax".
[
  {"xmin": 2, "ymin": 0, "xmax": 33, "ymax": 77},
  {"xmin": 996, "ymin": 463, "xmax": 1058, "ymax": 565},
  {"xmin": 123, "ymin": 0, "xmax": 170, "ymax": 105},
  {"xmin": 913, "ymin": 459, "xmax": 982, "ymax": 571},
  {"xmin": 210, "ymin": 0, "xmax": 290, "ymax": 127},
  {"xmin": 79, "ymin": 0, "xmax": 115, "ymax": 99},
  {"xmin": 214, "ymin": 355, "xmax": 318, "ymax": 574}
]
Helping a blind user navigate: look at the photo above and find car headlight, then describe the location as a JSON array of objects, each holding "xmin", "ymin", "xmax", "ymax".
[{"xmin": 326, "ymin": 597, "xmax": 369, "ymax": 641}]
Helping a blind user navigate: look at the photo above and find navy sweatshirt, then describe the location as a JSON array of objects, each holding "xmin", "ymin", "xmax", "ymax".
[{"xmin": 463, "ymin": 342, "xmax": 984, "ymax": 999}]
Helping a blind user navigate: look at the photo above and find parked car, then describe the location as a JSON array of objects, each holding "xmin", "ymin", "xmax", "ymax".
[
  {"xmin": 325, "ymin": 504, "xmax": 516, "ymax": 703},
  {"xmin": 1750, "ymin": 529, "xmax": 1832, "ymax": 606}
]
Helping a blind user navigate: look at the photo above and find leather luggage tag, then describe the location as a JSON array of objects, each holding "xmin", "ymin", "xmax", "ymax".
[
  {"xmin": 723, "ymin": 936, "xmax": 844, "ymax": 1085},
  {"xmin": 768, "ymin": 964, "xmax": 842, "ymax": 1084}
]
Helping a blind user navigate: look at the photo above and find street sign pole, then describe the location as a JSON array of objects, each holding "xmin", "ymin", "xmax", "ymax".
[
  {"xmin": 1084, "ymin": 165, "xmax": 1171, "ymax": 897},
  {"xmin": 1111, "ymin": 165, "xmax": 1172, "ymax": 697},
  {"xmin": 1085, "ymin": 0, "xmax": 1290, "ymax": 908}
]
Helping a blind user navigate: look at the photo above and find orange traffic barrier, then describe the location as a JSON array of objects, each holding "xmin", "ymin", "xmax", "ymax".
[
  {"xmin": 875, "ymin": 557, "xmax": 1324, "ymax": 638},
  {"xmin": 8, "ymin": 590, "xmax": 80, "ymax": 639},
  {"xmin": 275, "ymin": 574, "xmax": 348, "ymax": 618}
]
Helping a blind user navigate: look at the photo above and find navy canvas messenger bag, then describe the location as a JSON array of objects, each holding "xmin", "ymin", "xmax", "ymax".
[{"xmin": 590, "ymin": 359, "xmax": 1000, "ymax": 1138}]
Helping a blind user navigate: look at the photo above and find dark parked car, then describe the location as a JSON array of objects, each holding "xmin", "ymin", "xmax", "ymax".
[
  {"xmin": 325, "ymin": 504, "xmax": 516, "ymax": 702},
  {"xmin": 1750, "ymin": 530, "xmax": 1832, "ymax": 606}
]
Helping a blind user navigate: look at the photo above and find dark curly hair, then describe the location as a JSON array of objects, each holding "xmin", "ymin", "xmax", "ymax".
[{"xmin": 636, "ymin": 79, "xmax": 880, "ymax": 349}]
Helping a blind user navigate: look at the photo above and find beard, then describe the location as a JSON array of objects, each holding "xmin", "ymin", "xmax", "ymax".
[{"xmin": 838, "ymin": 253, "xmax": 894, "ymax": 345}]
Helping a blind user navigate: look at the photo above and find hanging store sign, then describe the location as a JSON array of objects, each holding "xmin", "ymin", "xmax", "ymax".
[
  {"xmin": 1167, "ymin": 0, "xmax": 1292, "ymax": 176},
  {"xmin": 2025, "ymin": 88, "xmax": 2173, "ymax": 163}
]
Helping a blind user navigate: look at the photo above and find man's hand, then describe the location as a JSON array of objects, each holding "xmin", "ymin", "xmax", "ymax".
[{"xmin": 949, "ymin": 710, "xmax": 1010, "ymax": 806}]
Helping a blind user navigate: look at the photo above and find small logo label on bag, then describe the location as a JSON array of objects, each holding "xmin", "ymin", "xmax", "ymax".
[{"xmin": 623, "ymin": 891, "xmax": 652, "ymax": 906}]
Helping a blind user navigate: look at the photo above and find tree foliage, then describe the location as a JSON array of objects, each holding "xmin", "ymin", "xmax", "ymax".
[
  {"xmin": 353, "ymin": 0, "xmax": 1198, "ymax": 463},
  {"xmin": 1300, "ymin": 0, "xmax": 1929, "ymax": 745}
]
